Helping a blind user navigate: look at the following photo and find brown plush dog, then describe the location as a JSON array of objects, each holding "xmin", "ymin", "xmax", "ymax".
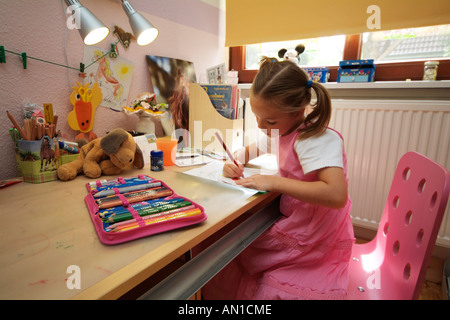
[{"xmin": 57, "ymin": 128, "xmax": 144, "ymax": 181}]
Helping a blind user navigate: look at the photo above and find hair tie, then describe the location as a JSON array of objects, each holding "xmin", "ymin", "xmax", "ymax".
[{"xmin": 307, "ymin": 80, "xmax": 313, "ymax": 88}]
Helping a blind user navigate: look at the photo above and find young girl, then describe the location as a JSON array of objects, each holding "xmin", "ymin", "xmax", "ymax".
[{"xmin": 202, "ymin": 57, "xmax": 355, "ymax": 300}]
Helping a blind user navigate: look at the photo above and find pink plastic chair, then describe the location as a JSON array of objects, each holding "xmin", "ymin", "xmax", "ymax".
[{"xmin": 347, "ymin": 151, "xmax": 450, "ymax": 300}]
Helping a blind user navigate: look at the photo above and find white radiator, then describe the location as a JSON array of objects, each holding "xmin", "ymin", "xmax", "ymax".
[{"xmin": 329, "ymin": 100, "xmax": 450, "ymax": 248}]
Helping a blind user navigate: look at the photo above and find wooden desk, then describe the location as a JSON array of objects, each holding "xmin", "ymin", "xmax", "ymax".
[{"xmin": 0, "ymin": 164, "xmax": 279, "ymax": 299}]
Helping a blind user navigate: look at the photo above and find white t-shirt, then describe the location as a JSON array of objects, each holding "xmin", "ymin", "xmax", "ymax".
[
  {"xmin": 294, "ymin": 129, "xmax": 343, "ymax": 174},
  {"xmin": 258, "ymin": 128, "xmax": 343, "ymax": 174}
]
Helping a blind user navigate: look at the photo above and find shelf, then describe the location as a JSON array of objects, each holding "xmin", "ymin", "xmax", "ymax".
[
  {"xmin": 323, "ymin": 80, "xmax": 450, "ymax": 90},
  {"xmin": 239, "ymin": 80, "xmax": 450, "ymax": 100}
]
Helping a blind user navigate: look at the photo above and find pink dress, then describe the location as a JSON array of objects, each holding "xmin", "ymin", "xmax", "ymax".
[{"xmin": 203, "ymin": 129, "xmax": 355, "ymax": 300}]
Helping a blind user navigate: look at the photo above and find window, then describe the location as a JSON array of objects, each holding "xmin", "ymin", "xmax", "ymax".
[
  {"xmin": 245, "ymin": 35, "xmax": 346, "ymax": 69},
  {"xmin": 361, "ymin": 24, "xmax": 450, "ymax": 62},
  {"xmin": 230, "ymin": 24, "xmax": 450, "ymax": 83}
]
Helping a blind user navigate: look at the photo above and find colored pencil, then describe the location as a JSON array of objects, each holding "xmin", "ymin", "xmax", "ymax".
[
  {"xmin": 96, "ymin": 187, "xmax": 173, "ymax": 209},
  {"xmin": 105, "ymin": 204, "xmax": 197, "ymax": 231},
  {"xmin": 89, "ymin": 176, "xmax": 153, "ymax": 191},
  {"xmin": 215, "ymin": 131, "xmax": 244, "ymax": 178},
  {"xmin": 96, "ymin": 187, "xmax": 165, "ymax": 204},
  {"xmin": 93, "ymin": 181, "xmax": 162, "ymax": 198},
  {"xmin": 215, "ymin": 132, "xmax": 238, "ymax": 167},
  {"xmin": 111, "ymin": 208, "xmax": 202, "ymax": 233},
  {"xmin": 99, "ymin": 197, "xmax": 185, "ymax": 219},
  {"xmin": 6, "ymin": 111, "xmax": 28, "ymax": 140},
  {"xmin": 105, "ymin": 200, "xmax": 192, "ymax": 223}
]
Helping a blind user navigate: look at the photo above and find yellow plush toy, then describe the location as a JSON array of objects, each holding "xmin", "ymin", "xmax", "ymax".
[{"xmin": 57, "ymin": 128, "xmax": 144, "ymax": 181}]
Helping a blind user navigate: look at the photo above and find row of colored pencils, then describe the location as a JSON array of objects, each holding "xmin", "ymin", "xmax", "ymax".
[
  {"xmin": 105, "ymin": 202, "xmax": 201, "ymax": 233},
  {"xmin": 95, "ymin": 187, "xmax": 173, "ymax": 209}
]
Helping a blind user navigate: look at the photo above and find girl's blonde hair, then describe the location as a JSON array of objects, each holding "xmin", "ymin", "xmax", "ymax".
[{"xmin": 251, "ymin": 57, "xmax": 331, "ymax": 139}]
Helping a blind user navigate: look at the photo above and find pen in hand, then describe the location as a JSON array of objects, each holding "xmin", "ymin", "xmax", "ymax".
[{"xmin": 215, "ymin": 132, "xmax": 245, "ymax": 178}]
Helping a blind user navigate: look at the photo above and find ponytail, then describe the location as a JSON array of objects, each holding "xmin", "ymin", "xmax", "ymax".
[{"xmin": 299, "ymin": 81, "xmax": 331, "ymax": 139}]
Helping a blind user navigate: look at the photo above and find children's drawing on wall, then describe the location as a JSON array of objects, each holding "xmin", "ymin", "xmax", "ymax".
[
  {"xmin": 83, "ymin": 46, "xmax": 135, "ymax": 111},
  {"xmin": 146, "ymin": 55, "xmax": 196, "ymax": 145}
]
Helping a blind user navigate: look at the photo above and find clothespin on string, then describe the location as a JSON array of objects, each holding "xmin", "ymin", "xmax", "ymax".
[
  {"xmin": 0, "ymin": 46, "xmax": 6, "ymax": 63},
  {"xmin": 79, "ymin": 63, "xmax": 86, "ymax": 78},
  {"xmin": 109, "ymin": 43, "xmax": 118, "ymax": 58},
  {"xmin": 20, "ymin": 52, "xmax": 27, "ymax": 69}
]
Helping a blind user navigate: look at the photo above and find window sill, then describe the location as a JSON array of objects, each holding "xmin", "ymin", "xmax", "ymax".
[{"xmin": 239, "ymin": 80, "xmax": 450, "ymax": 100}]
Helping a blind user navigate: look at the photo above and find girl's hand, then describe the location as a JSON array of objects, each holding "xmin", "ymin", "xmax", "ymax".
[
  {"xmin": 234, "ymin": 174, "xmax": 276, "ymax": 192},
  {"xmin": 223, "ymin": 160, "xmax": 244, "ymax": 178}
]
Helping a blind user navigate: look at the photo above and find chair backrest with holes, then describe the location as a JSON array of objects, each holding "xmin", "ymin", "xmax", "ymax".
[{"xmin": 376, "ymin": 151, "xmax": 449, "ymax": 299}]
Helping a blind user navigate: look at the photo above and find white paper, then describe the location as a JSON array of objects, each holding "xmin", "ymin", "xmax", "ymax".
[
  {"xmin": 182, "ymin": 155, "xmax": 278, "ymax": 194},
  {"xmin": 133, "ymin": 134, "xmax": 157, "ymax": 165}
]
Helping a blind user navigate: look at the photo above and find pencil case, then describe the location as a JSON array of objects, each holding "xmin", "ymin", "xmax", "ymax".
[{"xmin": 84, "ymin": 175, "xmax": 207, "ymax": 245}]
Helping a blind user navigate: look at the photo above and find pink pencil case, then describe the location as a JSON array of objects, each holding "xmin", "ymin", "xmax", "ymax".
[{"xmin": 84, "ymin": 175, "xmax": 207, "ymax": 245}]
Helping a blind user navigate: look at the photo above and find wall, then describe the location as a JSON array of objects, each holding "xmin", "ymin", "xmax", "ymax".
[{"xmin": 0, "ymin": 0, "xmax": 227, "ymax": 180}]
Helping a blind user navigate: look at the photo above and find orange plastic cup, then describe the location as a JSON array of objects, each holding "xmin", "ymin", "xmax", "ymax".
[{"xmin": 156, "ymin": 138, "xmax": 178, "ymax": 166}]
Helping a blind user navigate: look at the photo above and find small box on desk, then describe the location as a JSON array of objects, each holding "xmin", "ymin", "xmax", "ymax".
[
  {"xmin": 17, "ymin": 136, "xmax": 59, "ymax": 183},
  {"xmin": 337, "ymin": 59, "xmax": 376, "ymax": 83},
  {"xmin": 302, "ymin": 67, "xmax": 329, "ymax": 83}
]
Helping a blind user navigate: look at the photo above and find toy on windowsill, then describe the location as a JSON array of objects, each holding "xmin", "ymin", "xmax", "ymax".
[
  {"xmin": 56, "ymin": 128, "xmax": 144, "ymax": 181},
  {"xmin": 278, "ymin": 44, "xmax": 305, "ymax": 65},
  {"xmin": 67, "ymin": 82, "xmax": 102, "ymax": 142},
  {"xmin": 122, "ymin": 92, "xmax": 168, "ymax": 134}
]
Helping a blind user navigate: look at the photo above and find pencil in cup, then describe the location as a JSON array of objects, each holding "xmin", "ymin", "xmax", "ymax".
[
  {"xmin": 6, "ymin": 111, "xmax": 28, "ymax": 140},
  {"xmin": 110, "ymin": 208, "xmax": 202, "ymax": 233}
]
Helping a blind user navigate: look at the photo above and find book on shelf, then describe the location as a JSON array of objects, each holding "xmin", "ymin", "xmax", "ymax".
[{"xmin": 200, "ymin": 84, "xmax": 240, "ymax": 120}]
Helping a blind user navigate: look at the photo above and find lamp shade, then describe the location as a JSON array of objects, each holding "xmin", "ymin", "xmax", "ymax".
[
  {"xmin": 65, "ymin": 0, "xmax": 109, "ymax": 45},
  {"xmin": 122, "ymin": 1, "xmax": 159, "ymax": 46}
]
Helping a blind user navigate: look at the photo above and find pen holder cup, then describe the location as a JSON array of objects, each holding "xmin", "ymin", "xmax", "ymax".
[
  {"xmin": 156, "ymin": 138, "xmax": 178, "ymax": 166},
  {"xmin": 17, "ymin": 136, "xmax": 59, "ymax": 183}
]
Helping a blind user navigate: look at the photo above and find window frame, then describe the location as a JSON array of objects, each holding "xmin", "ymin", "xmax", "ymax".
[{"xmin": 230, "ymin": 34, "xmax": 450, "ymax": 83}]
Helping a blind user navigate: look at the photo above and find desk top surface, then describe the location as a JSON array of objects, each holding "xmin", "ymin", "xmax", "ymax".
[{"xmin": 0, "ymin": 161, "xmax": 278, "ymax": 300}]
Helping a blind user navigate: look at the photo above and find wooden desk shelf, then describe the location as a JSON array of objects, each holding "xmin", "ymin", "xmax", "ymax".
[{"xmin": 188, "ymin": 82, "xmax": 243, "ymax": 153}]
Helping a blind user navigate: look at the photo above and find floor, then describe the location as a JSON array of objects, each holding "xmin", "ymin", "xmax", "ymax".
[{"xmin": 418, "ymin": 256, "xmax": 446, "ymax": 300}]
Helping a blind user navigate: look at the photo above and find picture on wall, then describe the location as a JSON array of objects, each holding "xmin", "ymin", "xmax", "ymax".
[
  {"xmin": 83, "ymin": 46, "xmax": 135, "ymax": 111},
  {"xmin": 146, "ymin": 55, "xmax": 197, "ymax": 132},
  {"xmin": 207, "ymin": 63, "xmax": 226, "ymax": 84}
]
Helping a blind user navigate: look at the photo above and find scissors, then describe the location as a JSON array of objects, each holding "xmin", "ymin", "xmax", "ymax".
[
  {"xmin": 78, "ymin": 86, "xmax": 93, "ymax": 102},
  {"xmin": 9, "ymin": 128, "xmax": 21, "ymax": 149}
]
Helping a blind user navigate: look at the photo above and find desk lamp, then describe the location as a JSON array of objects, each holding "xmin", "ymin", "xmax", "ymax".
[
  {"xmin": 64, "ymin": 0, "xmax": 110, "ymax": 45},
  {"xmin": 121, "ymin": 0, "xmax": 159, "ymax": 46}
]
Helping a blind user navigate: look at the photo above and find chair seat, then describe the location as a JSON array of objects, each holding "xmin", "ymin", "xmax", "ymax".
[{"xmin": 347, "ymin": 240, "xmax": 413, "ymax": 300}]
